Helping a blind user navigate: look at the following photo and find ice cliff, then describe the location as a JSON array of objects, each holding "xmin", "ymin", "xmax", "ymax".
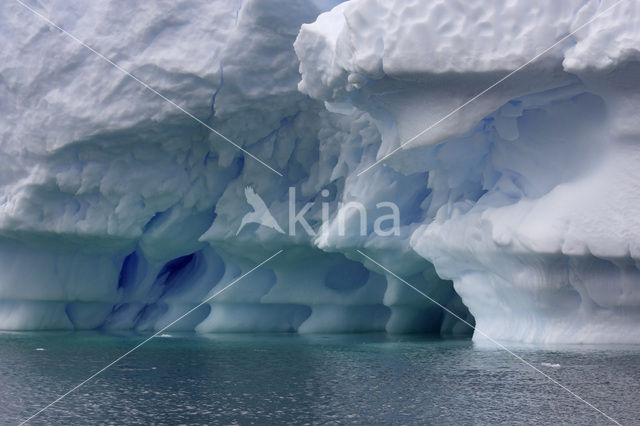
[{"xmin": 1, "ymin": 0, "xmax": 638, "ymax": 343}]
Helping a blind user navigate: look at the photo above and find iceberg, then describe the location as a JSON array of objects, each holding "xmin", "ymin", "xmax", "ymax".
[{"xmin": 0, "ymin": 0, "xmax": 638, "ymax": 343}]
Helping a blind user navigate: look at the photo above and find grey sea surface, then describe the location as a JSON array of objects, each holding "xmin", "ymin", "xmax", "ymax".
[{"xmin": 2, "ymin": 332, "xmax": 638, "ymax": 425}]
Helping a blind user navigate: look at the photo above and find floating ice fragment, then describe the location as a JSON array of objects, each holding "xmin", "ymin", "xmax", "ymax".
[{"xmin": 540, "ymin": 362, "xmax": 561, "ymax": 368}]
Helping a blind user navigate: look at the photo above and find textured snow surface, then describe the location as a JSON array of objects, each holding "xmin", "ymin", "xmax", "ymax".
[{"xmin": 0, "ymin": 0, "xmax": 639, "ymax": 342}]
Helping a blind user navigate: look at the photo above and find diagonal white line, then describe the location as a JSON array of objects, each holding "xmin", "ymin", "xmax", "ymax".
[
  {"xmin": 356, "ymin": 249, "xmax": 621, "ymax": 425},
  {"xmin": 18, "ymin": 249, "xmax": 284, "ymax": 425},
  {"xmin": 12, "ymin": 0, "xmax": 283, "ymax": 177},
  {"xmin": 357, "ymin": 0, "xmax": 626, "ymax": 176}
]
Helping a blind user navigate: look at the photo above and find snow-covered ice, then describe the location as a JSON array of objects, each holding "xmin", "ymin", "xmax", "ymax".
[{"xmin": 0, "ymin": 0, "xmax": 639, "ymax": 343}]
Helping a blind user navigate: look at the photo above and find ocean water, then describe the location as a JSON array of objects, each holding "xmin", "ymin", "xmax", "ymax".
[{"xmin": 2, "ymin": 332, "xmax": 639, "ymax": 425}]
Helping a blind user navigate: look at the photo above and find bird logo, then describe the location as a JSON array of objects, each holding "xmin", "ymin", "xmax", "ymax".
[{"xmin": 236, "ymin": 186, "xmax": 285, "ymax": 235}]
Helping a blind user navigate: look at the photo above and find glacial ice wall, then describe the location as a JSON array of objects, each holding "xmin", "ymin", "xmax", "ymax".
[
  {"xmin": 296, "ymin": 0, "xmax": 640, "ymax": 343},
  {"xmin": 2, "ymin": 0, "xmax": 639, "ymax": 343}
]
